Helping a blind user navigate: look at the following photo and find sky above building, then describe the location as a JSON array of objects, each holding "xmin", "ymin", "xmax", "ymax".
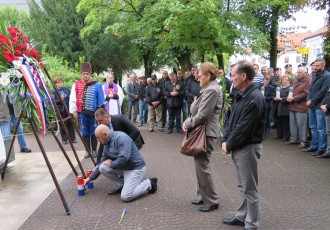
[{"xmin": 280, "ymin": 7, "xmax": 328, "ymax": 33}]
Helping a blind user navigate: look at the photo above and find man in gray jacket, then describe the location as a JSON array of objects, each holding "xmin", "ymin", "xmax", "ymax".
[
  {"xmin": 85, "ymin": 124, "xmax": 157, "ymax": 201},
  {"xmin": 126, "ymin": 75, "xmax": 139, "ymax": 123}
]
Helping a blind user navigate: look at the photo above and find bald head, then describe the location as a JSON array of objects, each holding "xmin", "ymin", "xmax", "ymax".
[{"xmin": 95, "ymin": 124, "xmax": 110, "ymax": 144}]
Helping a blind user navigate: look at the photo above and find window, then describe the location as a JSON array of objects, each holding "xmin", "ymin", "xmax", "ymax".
[
  {"xmin": 285, "ymin": 41, "xmax": 291, "ymax": 47},
  {"xmin": 285, "ymin": 56, "xmax": 289, "ymax": 63},
  {"xmin": 296, "ymin": 56, "xmax": 301, "ymax": 63}
]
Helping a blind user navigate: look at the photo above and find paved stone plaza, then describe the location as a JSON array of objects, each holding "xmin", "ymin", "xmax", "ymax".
[{"xmin": 8, "ymin": 127, "xmax": 330, "ymax": 229}]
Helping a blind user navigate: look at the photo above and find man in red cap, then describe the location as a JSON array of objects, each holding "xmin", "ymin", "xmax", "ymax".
[{"xmin": 69, "ymin": 62, "xmax": 104, "ymax": 158}]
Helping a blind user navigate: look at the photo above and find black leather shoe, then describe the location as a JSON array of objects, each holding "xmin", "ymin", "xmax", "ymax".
[
  {"xmin": 177, "ymin": 129, "xmax": 183, "ymax": 134},
  {"xmin": 318, "ymin": 152, "xmax": 330, "ymax": 158},
  {"xmin": 315, "ymin": 149, "xmax": 326, "ymax": 157},
  {"xmin": 167, "ymin": 129, "xmax": 173, "ymax": 134},
  {"xmin": 222, "ymin": 216, "xmax": 245, "ymax": 226},
  {"xmin": 148, "ymin": 177, "xmax": 158, "ymax": 194},
  {"xmin": 198, "ymin": 203, "xmax": 219, "ymax": 212},
  {"xmin": 20, "ymin": 147, "xmax": 31, "ymax": 153},
  {"xmin": 191, "ymin": 199, "xmax": 203, "ymax": 205},
  {"xmin": 303, "ymin": 147, "xmax": 318, "ymax": 152},
  {"xmin": 108, "ymin": 187, "xmax": 122, "ymax": 195}
]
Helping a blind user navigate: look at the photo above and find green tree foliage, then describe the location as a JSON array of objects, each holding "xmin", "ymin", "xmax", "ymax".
[
  {"xmin": 78, "ymin": 0, "xmax": 268, "ymax": 73},
  {"xmin": 0, "ymin": 5, "xmax": 30, "ymax": 29},
  {"xmin": 27, "ymin": 0, "xmax": 85, "ymax": 69},
  {"xmin": 27, "ymin": 0, "xmax": 140, "ymax": 83}
]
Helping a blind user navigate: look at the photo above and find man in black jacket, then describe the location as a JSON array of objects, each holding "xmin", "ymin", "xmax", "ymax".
[
  {"xmin": 222, "ymin": 60, "xmax": 266, "ymax": 230},
  {"xmin": 145, "ymin": 75, "xmax": 164, "ymax": 132},
  {"xmin": 319, "ymin": 89, "xmax": 330, "ymax": 158},
  {"xmin": 94, "ymin": 108, "xmax": 145, "ymax": 164},
  {"xmin": 185, "ymin": 67, "xmax": 200, "ymax": 116},
  {"xmin": 158, "ymin": 70, "xmax": 170, "ymax": 128},
  {"xmin": 164, "ymin": 72, "xmax": 185, "ymax": 134},
  {"xmin": 303, "ymin": 58, "xmax": 330, "ymax": 156}
]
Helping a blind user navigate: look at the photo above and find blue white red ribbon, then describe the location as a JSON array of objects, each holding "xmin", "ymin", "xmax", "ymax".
[{"xmin": 20, "ymin": 64, "xmax": 54, "ymax": 136}]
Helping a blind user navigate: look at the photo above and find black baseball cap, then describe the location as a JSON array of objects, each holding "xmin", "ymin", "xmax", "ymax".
[{"xmin": 284, "ymin": 64, "xmax": 292, "ymax": 68}]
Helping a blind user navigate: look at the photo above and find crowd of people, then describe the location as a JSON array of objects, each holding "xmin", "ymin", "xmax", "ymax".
[
  {"xmin": 2, "ymin": 56, "xmax": 330, "ymax": 230},
  {"xmin": 252, "ymin": 59, "xmax": 330, "ymax": 159}
]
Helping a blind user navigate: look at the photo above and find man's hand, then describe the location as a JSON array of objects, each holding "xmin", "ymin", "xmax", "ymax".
[
  {"xmin": 222, "ymin": 142, "xmax": 229, "ymax": 155},
  {"xmin": 287, "ymin": 97, "xmax": 294, "ymax": 103},
  {"xmin": 103, "ymin": 159, "xmax": 112, "ymax": 167},
  {"xmin": 151, "ymin": 101, "xmax": 159, "ymax": 107},
  {"xmin": 320, "ymin": 104, "xmax": 327, "ymax": 113},
  {"xmin": 84, "ymin": 177, "xmax": 91, "ymax": 185},
  {"xmin": 306, "ymin": 100, "xmax": 312, "ymax": 107},
  {"xmin": 182, "ymin": 123, "xmax": 188, "ymax": 132}
]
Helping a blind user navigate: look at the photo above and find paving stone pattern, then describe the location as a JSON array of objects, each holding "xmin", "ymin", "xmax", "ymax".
[{"xmin": 19, "ymin": 128, "xmax": 330, "ymax": 230}]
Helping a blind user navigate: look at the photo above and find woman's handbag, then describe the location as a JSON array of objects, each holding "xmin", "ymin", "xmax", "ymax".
[{"xmin": 180, "ymin": 125, "xmax": 207, "ymax": 156}]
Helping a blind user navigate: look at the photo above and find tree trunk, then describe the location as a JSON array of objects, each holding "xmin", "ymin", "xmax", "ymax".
[
  {"xmin": 177, "ymin": 52, "xmax": 191, "ymax": 72},
  {"xmin": 217, "ymin": 53, "xmax": 224, "ymax": 68},
  {"xmin": 113, "ymin": 68, "xmax": 123, "ymax": 87},
  {"xmin": 269, "ymin": 6, "xmax": 280, "ymax": 69},
  {"xmin": 143, "ymin": 51, "xmax": 152, "ymax": 78}
]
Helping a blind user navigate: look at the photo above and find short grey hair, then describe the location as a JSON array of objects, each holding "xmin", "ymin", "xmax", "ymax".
[{"xmin": 297, "ymin": 67, "xmax": 307, "ymax": 73}]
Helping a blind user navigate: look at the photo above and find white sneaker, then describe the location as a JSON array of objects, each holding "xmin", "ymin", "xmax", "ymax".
[{"xmin": 84, "ymin": 152, "xmax": 89, "ymax": 158}]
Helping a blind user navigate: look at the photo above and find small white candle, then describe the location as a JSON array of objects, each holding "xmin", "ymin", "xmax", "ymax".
[
  {"xmin": 276, "ymin": 87, "xmax": 280, "ymax": 98},
  {"xmin": 288, "ymin": 87, "xmax": 293, "ymax": 98}
]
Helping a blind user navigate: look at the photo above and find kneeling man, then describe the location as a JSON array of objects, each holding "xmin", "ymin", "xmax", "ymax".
[{"xmin": 84, "ymin": 124, "xmax": 157, "ymax": 201}]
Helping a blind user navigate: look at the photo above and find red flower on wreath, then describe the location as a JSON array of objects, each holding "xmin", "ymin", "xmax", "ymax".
[
  {"xmin": 3, "ymin": 48, "xmax": 17, "ymax": 63},
  {"xmin": 0, "ymin": 26, "xmax": 43, "ymax": 68},
  {"xmin": 0, "ymin": 34, "xmax": 10, "ymax": 47}
]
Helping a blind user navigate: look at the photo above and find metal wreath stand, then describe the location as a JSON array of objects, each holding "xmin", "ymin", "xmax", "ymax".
[{"xmin": 0, "ymin": 67, "xmax": 97, "ymax": 215}]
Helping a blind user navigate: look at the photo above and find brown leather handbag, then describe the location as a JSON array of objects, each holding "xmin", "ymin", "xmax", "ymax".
[{"xmin": 180, "ymin": 125, "xmax": 207, "ymax": 156}]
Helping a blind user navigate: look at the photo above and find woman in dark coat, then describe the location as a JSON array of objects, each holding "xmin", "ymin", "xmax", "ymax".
[{"xmin": 273, "ymin": 74, "xmax": 291, "ymax": 141}]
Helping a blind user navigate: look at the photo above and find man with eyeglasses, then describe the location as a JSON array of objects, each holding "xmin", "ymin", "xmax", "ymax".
[{"xmin": 94, "ymin": 108, "xmax": 144, "ymax": 165}]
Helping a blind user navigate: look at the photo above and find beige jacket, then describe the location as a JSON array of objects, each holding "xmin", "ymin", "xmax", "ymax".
[{"xmin": 184, "ymin": 80, "xmax": 223, "ymax": 138}]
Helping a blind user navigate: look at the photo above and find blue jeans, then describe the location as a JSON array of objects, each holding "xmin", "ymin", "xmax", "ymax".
[
  {"xmin": 326, "ymin": 115, "xmax": 330, "ymax": 153},
  {"xmin": 139, "ymin": 100, "xmax": 148, "ymax": 125},
  {"xmin": 308, "ymin": 108, "xmax": 326, "ymax": 150},
  {"xmin": 10, "ymin": 114, "xmax": 27, "ymax": 149},
  {"xmin": 0, "ymin": 120, "xmax": 11, "ymax": 140}
]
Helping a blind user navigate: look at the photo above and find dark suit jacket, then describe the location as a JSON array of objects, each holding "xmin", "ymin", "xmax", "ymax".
[{"xmin": 110, "ymin": 114, "xmax": 145, "ymax": 149}]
